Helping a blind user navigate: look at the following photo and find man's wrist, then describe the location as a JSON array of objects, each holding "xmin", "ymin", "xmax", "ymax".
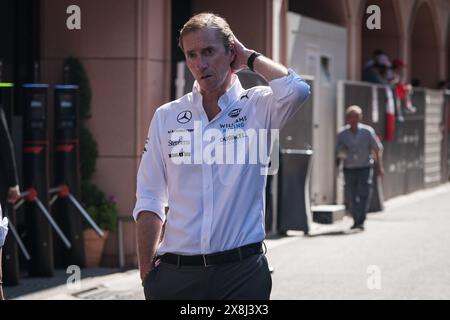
[
  {"xmin": 141, "ymin": 260, "xmax": 154, "ymax": 272},
  {"xmin": 247, "ymin": 51, "xmax": 262, "ymax": 72},
  {"xmin": 8, "ymin": 185, "xmax": 19, "ymax": 192},
  {"xmin": 243, "ymin": 49, "xmax": 254, "ymax": 61},
  {"xmin": 140, "ymin": 261, "xmax": 156, "ymax": 287}
]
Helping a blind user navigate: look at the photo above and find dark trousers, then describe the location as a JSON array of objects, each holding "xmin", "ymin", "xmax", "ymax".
[
  {"xmin": 344, "ymin": 166, "xmax": 373, "ymax": 226},
  {"xmin": 143, "ymin": 253, "xmax": 272, "ymax": 300}
]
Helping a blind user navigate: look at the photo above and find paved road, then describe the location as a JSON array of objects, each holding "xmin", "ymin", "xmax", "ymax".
[
  {"xmin": 6, "ymin": 184, "xmax": 450, "ymax": 300},
  {"xmin": 267, "ymin": 183, "xmax": 450, "ymax": 299}
]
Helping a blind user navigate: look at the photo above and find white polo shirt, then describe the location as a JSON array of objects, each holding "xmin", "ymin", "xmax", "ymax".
[{"xmin": 133, "ymin": 69, "xmax": 310, "ymax": 255}]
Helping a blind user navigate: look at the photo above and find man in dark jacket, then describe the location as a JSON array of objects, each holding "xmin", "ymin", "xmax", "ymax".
[{"xmin": 0, "ymin": 104, "xmax": 20, "ymax": 300}]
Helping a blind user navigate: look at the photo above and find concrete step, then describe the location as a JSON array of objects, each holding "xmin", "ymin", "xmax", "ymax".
[{"xmin": 311, "ymin": 205, "xmax": 346, "ymax": 224}]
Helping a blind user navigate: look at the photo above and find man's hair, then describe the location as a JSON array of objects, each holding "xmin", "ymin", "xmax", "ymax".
[
  {"xmin": 346, "ymin": 105, "xmax": 363, "ymax": 117},
  {"xmin": 178, "ymin": 13, "xmax": 234, "ymax": 52},
  {"xmin": 373, "ymin": 49, "xmax": 385, "ymax": 57}
]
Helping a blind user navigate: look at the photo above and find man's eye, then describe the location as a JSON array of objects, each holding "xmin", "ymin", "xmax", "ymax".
[
  {"xmin": 205, "ymin": 49, "xmax": 214, "ymax": 55},
  {"xmin": 187, "ymin": 53, "xmax": 196, "ymax": 59}
]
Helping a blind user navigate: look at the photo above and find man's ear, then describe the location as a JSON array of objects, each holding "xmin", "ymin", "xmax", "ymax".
[{"xmin": 229, "ymin": 44, "xmax": 236, "ymax": 65}]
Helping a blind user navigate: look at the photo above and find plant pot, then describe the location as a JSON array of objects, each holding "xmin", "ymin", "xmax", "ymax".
[{"xmin": 83, "ymin": 228, "xmax": 109, "ymax": 268}]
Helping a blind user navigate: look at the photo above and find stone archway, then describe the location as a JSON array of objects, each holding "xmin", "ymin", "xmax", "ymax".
[
  {"xmin": 360, "ymin": 0, "xmax": 402, "ymax": 74},
  {"xmin": 410, "ymin": 2, "xmax": 440, "ymax": 88}
]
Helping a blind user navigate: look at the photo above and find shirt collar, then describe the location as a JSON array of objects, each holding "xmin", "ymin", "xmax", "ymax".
[
  {"xmin": 348, "ymin": 123, "xmax": 361, "ymax": 134},
  {"xmin": 192, "ymin": 75, "xmax": 244, "ymax": 111}
]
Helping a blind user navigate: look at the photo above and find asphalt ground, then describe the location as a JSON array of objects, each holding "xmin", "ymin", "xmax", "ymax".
[{"xmin": 4, "ymin": 183, "xmax": 450, "ymax": 300}]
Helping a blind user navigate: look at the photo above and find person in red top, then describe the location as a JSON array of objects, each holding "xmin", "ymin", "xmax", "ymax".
[{"xmin": 391, "ymin": 58, "xmax": 416, "ymax": 113}]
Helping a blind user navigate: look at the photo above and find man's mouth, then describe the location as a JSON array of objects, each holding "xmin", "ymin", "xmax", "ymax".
[{"xmin": 201, "ymin": 75, "xmax": 212, "ymax": 80}]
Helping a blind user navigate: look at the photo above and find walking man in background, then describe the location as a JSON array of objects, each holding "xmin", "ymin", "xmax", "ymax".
[
  {"xmin": 134, "ymin": 13, "xmax": 310, "ymax": 300},
  {"xmin": 336, "ymin": 105, "xmax": 384, "ymax": 231},
  {"xmin": 0, "ymin": 104, "xmax": 21, "ymax": 300}
]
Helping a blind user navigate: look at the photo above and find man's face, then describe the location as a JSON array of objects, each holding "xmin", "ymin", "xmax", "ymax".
[
  {"xmin": 182, "ymin": 28, "xmax": 235, "ymax": 94},
  {"xmin": 347, "ymin": 112, "xmax": 361, "ymax": 127}
]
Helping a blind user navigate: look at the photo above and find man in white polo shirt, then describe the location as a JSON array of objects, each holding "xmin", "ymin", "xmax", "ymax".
[{"xmin": 134, "ymin": 13, "xmax": 310, "ymax": 300}]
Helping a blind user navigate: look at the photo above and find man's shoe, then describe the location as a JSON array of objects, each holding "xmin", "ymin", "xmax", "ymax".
[
  {"xmin": 350, "ymin": 224, "xmax": 359, "ymax": 230},
  {"xmin": 357, "ymin": 224, "xmax": 365, "ymax": 231}
]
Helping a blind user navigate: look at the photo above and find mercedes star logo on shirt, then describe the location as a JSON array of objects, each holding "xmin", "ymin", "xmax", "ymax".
[{"xmin": 177, "ymin": 110, "xmax": 192, "ymax": 124}]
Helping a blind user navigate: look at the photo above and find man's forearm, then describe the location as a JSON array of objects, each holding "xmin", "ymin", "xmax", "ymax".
[
  {"xmin": 251, "ymin": 53, "xmax": 288, "ymax": 82},
  {"xmin": 373, "ymin": 150, "xmax": 382, "ymax": 164},
  {"xmin": 374, "ymin": 150, "xmax": 384, "ymax": 176},
  {"xmin": 136, "ymin": 211, "xmax": 163, "ymax": 281},
  {"xmin": 231, "ymin": 37, "xmax": 288, "ymax": 82},
  {"xmin": 377, "ymin": 151, "xmax": 384, "ymax": 169}
]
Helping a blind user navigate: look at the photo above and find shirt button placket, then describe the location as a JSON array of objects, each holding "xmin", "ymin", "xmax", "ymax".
[
  {"xmin": 202, "ymin": 165, "xmax": 213, "ymax": 252},
  {"xmin": 201, "ymin": 121, "xmax": 213, "ymax": 253}
]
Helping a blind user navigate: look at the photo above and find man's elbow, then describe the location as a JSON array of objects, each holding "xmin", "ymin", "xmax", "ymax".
[
  {"xmin": 292, "ymin": 80, "xmax": 311, "ymax": 107},
  {"xmin": 136, "ymin": 210, "xmax": 164, "ymax": 227}
]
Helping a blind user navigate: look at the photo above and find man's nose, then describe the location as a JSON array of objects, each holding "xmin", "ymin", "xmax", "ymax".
[{"xmin": 196, "ymin": 56, "xmax": 208, "ymax": 71}]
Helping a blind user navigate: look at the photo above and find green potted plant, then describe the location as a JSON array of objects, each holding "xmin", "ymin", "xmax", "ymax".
[
  {"xmin": 82, "ymin": 183, "xmax": 118, "ymax": 267},
  {"xmin": 63, "ymin": 56, "xmax": 119, "ymax": 267}
]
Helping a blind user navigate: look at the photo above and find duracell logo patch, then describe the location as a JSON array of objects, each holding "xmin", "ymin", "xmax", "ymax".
[{"xmin": 228, "ymin": 108, "xmax": 242, "ymax": 118}]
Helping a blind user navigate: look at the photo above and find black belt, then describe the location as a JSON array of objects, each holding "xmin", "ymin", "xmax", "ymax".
[{"xmin": 158, "ymin": 242, "xmax": 263, "ymax": 267}]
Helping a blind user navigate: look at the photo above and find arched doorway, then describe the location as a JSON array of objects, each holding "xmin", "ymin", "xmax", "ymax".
[
  {"xmin": 361, "ymin": 0, "xmax": 401, "ymax": 75},
  {"xmin": 410, "ymin": 2, "xmax": 440, "ymax": 88}
]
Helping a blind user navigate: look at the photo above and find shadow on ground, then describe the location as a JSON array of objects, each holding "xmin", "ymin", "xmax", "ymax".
[
  {"xmin": 4, "ymin": 268, "xmax": 120, "ymax": 299},
  {"xmin": 265, "ymin": 225, "xmax": 363, "ymax": 239},
  {"xmin": 307, "ymin": 229, "xmax": 363, "ymax": 237}
]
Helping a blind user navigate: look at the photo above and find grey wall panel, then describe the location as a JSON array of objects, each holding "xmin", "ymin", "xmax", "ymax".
[
  {"xmin": 445, "ymin": 93, "xmax": 450, "ymax": 182},
  {"xmin": 424, "ymin": 90, "xmax": 444, "ymax": 188}
]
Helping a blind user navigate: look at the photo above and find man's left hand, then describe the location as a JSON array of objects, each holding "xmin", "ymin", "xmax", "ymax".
[{"xmin": 377, "ymin": 166, "xmax": 385, "ymax": 178}]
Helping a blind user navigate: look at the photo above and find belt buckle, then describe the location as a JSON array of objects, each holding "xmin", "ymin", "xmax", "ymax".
[{"xmin": 202, "ymin": 255, "xmax": 211, "ymax": 267}]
